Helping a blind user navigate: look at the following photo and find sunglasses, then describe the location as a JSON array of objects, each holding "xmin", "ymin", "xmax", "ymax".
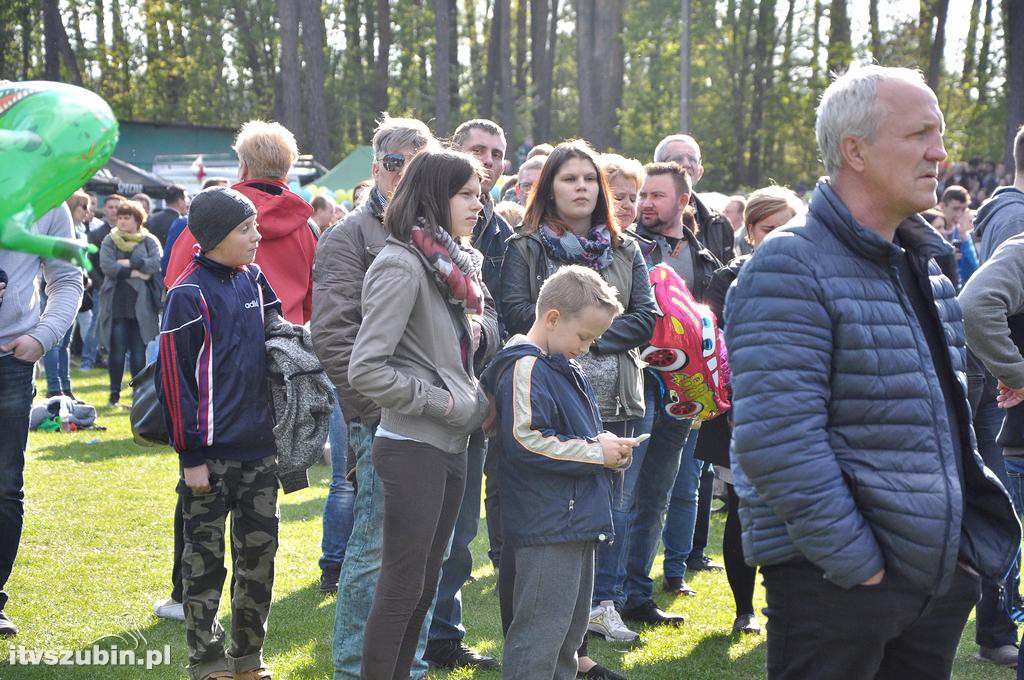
[{"xmin": 379, "ymin": 153, "xmax": 407, "ymax": 173}]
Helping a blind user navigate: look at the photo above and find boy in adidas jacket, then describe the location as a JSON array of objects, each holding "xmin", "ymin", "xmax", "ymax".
[
  {"xmin": 158, "ymin": 186, "xmax": 280, "ymax": 680},
  {"xmin": 481, "ymin": 265, "xmax": 640, "ymax": 680}
]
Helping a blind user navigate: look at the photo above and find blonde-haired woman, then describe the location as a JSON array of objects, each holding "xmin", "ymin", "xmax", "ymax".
[{"xmin": 598, "ymin": 153, "xmax": 645, "ymax": 229}]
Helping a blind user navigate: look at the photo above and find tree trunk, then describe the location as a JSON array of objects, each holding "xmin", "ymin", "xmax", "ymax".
[
  {"xmin": 515, "ymin": 0, "xmax": 528, "ymax": 103},
  {"xmin": 576, "ymin": 0, "xmax": 622, "ymax": 150},
  {"xmin": 747, "ymin": 0, "xmax": 777, "ymax": 185},
  {"xmin": 810, "ymin": 0, "xmax": 822, "ymax": 85},
  {"xmin": 530, "ymin": 0, "xmax": 549, "ymax": 142},
  {"xmin": 868, "ymin": 0, "xmax": 882, "ymax": 63},
  {"xmin": 602, "ymin": 0, "xmax": 624, "ymax": 148},
  {"xmin": 826, "ymin": 0, "xmax": 850, "ymax": 76},
  {"xmin": 278, "ymin": 0, "xmax": 303, "ymax": 139},
  {"xmin": 977, "ymin": 0, "xmax": 994, "ymax": 104},
  {"xmin": 918, "ymin": 0, "xmax": 933, "ymax": 68},
  {"xmin": 1006, "ymin": 0, "xmax": 1024, "ymax": 167},
  {"xmin": 43, "ymin": 0, "xmax": 62, "ymax": 80},
  {"xmin": 374, "ymin": 0, "xmax": 390, "ymax": 116},
  {"xmin": 482, "ymin": 0, "xmax": 501, "ymax": 118},
  {"xmin": 962, "ymin": 0, "xmax": 981, "ymax": 83},
  {"xmin": 94, "ymin": 0, "xmax": 107, "ymax": 83},
  {"xmin": 680, "ymin": 0, "xmax": 691, "ymax": 132},
  {"xmin": 498, "ymin": 0, "xmax": 515, "ymax": 144},
  {"xmin": 433, "ymin": 0, "xmax": 451, "ymax": 134},
  {"xmin": 926, "ymin": 0, "xmax": 949, "ymax": 92},
  {"xmin": 69, "ymin": 0, "xmax": 86, "ymax": 59},
  {"xmin": 234, "ymin": 0, "xmax": 266, "ymax": 98},
  {"xmin": 448, "ymin": 0, "xmax": 460, "ymax": 120},
  {"xmin": 575, "ymin": 0, "xmax": 597, "ymax": 145},
  {"xmin": 300, "ymin": 0, "xmax": 330, "ymax": 163}
]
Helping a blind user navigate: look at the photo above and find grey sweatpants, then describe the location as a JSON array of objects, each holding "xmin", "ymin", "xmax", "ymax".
[{"xmin": 502, "ymin": 540, "xmax": 595, "ymax": 680}]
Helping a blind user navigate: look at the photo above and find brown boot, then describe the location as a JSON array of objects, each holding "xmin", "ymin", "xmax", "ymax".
[{"xmin": 233, "ymin": 668, "xmax": 272, "ymax": 680}]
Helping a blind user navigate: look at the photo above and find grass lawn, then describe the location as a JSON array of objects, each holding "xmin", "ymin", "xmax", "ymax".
[{"xmin": 0, "ymin": 367, "xmax": 1015, "ymax": 678}]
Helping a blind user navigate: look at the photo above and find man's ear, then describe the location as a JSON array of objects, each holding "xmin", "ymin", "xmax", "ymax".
[
  {"xmin": 371, "ymin": 161, "xmax": 380, "ymax": 183},
  {"xmin": 840, "ymin": 135, "xmax": 867, "ymax": 173}
]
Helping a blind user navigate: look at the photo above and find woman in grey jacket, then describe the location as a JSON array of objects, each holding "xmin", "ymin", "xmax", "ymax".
[
  {"xmin": 98, "ymin": 200, "xmax": 162, "ymax": 404},
  {"xmin": 348, "ymin": 150, "xmax": 491, "ymax": 680}
]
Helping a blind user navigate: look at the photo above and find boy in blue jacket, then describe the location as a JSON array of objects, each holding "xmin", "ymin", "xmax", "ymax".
[
  {"xmin": 481, "ymin": 265, "xmax": 640, "ymax": 680},
  {"xmin": 158, "ymin": 187, "xmax": 280, "ymax": 680}
]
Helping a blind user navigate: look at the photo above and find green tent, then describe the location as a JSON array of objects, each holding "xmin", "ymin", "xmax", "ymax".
[{"xmin": 315, "ymin": 145, "xmax": 374, "ymax": 191}]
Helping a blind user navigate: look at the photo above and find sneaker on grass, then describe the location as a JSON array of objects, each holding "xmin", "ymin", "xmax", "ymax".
[
  {"xmin": 588, "ymin": 600, "xmax": 639, "ymax": 642},
  {"xmin": 153, "ymin": 597, "xmax": 185, "ymax": 621}
]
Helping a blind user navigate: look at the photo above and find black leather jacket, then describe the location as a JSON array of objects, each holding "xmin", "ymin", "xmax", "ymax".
[
  {"xmin": 692, "ymin": 193, "xmax": 736, "ymax": 264},
  {"xmin": 630, "ymin": 223, "xmax": 722, "ymax": 302}
]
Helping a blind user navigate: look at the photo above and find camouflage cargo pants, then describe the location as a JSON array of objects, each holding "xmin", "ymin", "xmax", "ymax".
[{"xmin": 179, "ymin": 455, "xmax": 279, "ymax": 680}]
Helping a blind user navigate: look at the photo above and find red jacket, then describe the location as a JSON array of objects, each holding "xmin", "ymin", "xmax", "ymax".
[{"xmin": 165, "ymin": 179, "xmax": 316, "ymax": 324}]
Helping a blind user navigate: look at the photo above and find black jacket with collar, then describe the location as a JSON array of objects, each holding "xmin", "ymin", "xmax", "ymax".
[
  {"xmin": 692, "ymin": 192, "xmax": 736, "ymax": 264},
  {"xmin": 630, "ymin": 222, "xmax": 722, "ymax": 302}
]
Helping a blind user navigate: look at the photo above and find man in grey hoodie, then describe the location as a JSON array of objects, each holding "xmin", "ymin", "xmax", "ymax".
[
  {"xmin": 975, "ymin": 126, "xmax": 1024, "ymax": 264},
  {"xmin": 961, "ymin": 124, "xmax": 1024, "ymax": 667},
  {"xmin": 0, "ymin": 204, "xmax": 84, "ymax": 637}
]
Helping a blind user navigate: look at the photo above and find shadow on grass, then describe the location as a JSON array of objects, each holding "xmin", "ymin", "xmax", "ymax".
[
  {"xmin": 280, "ymin": 495, "xmax": 331, "ymax": 523},
  {"xmin": 36, "ymin": 436, "xmax": 163, "ymax": 462}
]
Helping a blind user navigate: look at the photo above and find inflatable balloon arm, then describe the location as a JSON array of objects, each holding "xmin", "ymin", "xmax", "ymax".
[
  {"xmin": 0, "ymin": 205, "xmax": 96, "ymax": 270},
  {"xmin": 0, "ymin": 80, "xmax": 118, "ymax": 269}
]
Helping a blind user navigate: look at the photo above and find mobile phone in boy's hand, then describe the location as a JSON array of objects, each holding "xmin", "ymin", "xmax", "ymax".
[{"xmin": 634, "ymin": 432, "xmax": 651, "ymax": 444}]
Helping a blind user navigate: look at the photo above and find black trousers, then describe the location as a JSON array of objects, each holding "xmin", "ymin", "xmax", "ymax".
[
  {"xmin": 762, "ymin": 560, "xmax": 980, "ymax": 680},
  {"xmin": 361, "ymin": 438, "xmax": 466, "ymax": 680}
]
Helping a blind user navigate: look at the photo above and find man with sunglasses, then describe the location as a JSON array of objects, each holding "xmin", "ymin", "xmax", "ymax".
[
  {"xmin": 419, "ymin": 119, "xmax": 513, "ymax": 672},
  {"xmin": 311, "ymin": 115, "xmax": 440, "ymax": 680}
]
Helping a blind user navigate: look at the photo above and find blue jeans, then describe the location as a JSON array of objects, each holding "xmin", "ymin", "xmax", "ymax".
[
  {"xmin": 331, "ymin": 420, "xmax": 429, "ymax": 680},
  {"xmin": 80, "ymin": 290, "xmax": 101, "ymax": 369},
  {"xmin": 974, "ymin": 390, "xmax": 1018, "ymax": 650},
  {"xmin": 1002, "ymin": 457, "xmax": 1024, "ymax": 680},
  {"xmin": 0, "ymin": 355, "xmax": 37, "ymax": 611},
  {"xmin": 429, "ymin": 430, "xmax": 486, "ymax": 642},
  {"xmin": 593, "ymin": 380, "xmax": 692, "ymax": 608},
  {"xmin": 660, "ymin": 426, "xmax": 703, "ymax": 579},
  {"xmin": 42, "ymin": 324, "xmax": 73, "ymax": 395},
  {"xmin": 107, "ymin": 318, "xmax": 146, "ymax": 395},
  {"xmin": 321, "ymin": 397, "xmax": 354, "ymax": 569}
]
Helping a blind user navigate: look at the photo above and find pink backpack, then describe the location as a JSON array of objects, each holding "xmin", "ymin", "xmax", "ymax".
[{"xmin": 640, "ymin": 264, "xmax": 731, "ymax": 421}]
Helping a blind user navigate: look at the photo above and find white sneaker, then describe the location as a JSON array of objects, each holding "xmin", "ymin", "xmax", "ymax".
[
  {"xmin": 153, "ymin": 597, "xmax": 185, "ymax": 621},
  {"xmin": 588, "ymin": 600, "xmax": 639, "ymax": 641}
]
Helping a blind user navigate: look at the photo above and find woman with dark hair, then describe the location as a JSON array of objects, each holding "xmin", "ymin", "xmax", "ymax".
[
  {"xmin": 498, "ymin": 139, "xmax": 656, "ymax": 679},
  {"xmin": 348, "ymin": 149, "xmax": 496, "ymax": 680}
]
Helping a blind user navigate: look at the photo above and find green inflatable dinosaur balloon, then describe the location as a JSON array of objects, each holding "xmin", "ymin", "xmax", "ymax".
[{"xmin": 0, "ymin": 80, "xmax": 119, "ymax": 270}]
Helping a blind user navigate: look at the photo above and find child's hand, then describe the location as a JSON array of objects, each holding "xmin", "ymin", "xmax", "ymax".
[
  {"xmin": 184, "ymin": 464, "xmax": 212, "ymax": 493},
  {"xmin": 597, "ymin": 432, "xmax": 633, "ymax": 469}
]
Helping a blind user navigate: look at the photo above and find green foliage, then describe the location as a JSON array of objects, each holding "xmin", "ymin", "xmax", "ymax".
[{"xmin": 13, "ymin": 0, "xmax": 1015, "ymax": 186}]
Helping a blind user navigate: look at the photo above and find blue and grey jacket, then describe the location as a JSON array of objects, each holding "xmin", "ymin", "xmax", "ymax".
[
  {"xmin": 726, "ymin": 180, "xmax": 1020, "ymax": 594},
  {"xmin": 481, "ymin": 335, "xmax": 614, "ymax": 548}
]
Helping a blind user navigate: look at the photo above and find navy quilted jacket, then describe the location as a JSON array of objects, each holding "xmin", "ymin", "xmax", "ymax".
[{"xmin": 726, "ymin": 181, "xmax": 1020, "ymax": 594}]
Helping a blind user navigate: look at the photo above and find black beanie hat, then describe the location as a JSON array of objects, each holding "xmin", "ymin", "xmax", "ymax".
[{"xmin": 187, "ymin": 186, "xmax": 257, "ymax": 252}]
